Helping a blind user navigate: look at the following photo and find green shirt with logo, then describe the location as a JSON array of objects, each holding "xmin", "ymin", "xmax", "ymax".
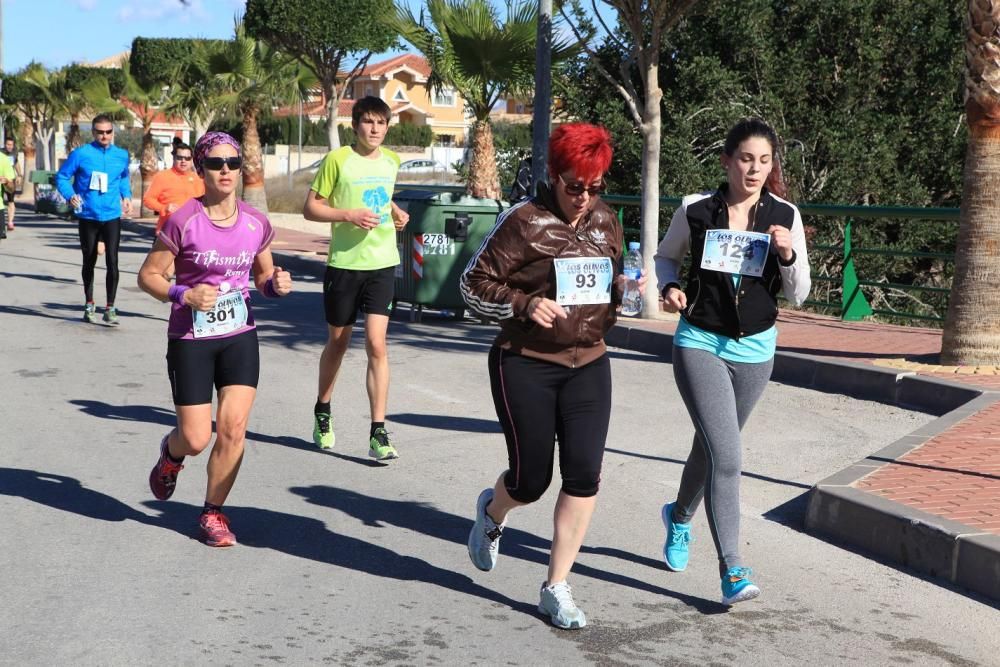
[{"xmin": 310, "ymin": 145, "xmax": 401, "ymax": 270}]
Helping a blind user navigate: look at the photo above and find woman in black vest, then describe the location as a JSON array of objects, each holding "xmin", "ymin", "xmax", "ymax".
[{"xmin": 654, "ymin": 117, "xmax": 811, "ymax": 605}]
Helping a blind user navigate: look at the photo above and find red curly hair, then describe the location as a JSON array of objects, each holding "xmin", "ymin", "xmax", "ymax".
[{"xmin": 547, "ymin": 123, "xmax": 613, "ymax": 184}]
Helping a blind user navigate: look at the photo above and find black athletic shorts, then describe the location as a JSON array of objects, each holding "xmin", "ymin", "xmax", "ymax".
[
  {"xmin": 322, "ymin": 265, "xmax": 395, "ymax": 327},
  {"xmin": 166, "ymin": 328, "xmax": 260, "ymax": 406}
]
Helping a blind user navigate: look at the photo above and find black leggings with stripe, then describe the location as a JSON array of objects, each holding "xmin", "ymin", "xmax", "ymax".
[
  {"xmin": 488, "ymin": 346, "xmax": 611, "ymax": 503},
  {"xmin": 78, "ymin": 217, "xmax": 121, "ymax": 304}
]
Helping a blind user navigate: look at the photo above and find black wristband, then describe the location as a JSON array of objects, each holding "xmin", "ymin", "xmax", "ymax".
[
  {"xmin": 660, "ymin": 282, "xmax": 681, "ymax": 299},
  {"xmin": 778, "ymin": 250, "xmax": 797, "ymax": 267}
]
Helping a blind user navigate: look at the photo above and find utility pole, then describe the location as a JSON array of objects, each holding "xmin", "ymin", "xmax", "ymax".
[{"xmin": 530, "ymin": 0, "xmax": 552, "ymax": 195}]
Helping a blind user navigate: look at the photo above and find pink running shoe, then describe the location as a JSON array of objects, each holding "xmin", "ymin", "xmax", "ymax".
[
  {"xmin": 199, "ymin": 512, "xmax": 237, "ymax": 547},
  {"xmin": 148, "ymin": 433, "xmax": 184, "ymax": 501}
]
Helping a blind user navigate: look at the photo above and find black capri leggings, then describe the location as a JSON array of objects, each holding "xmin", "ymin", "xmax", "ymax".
[
  {"xmin": 488, "ymin": 346, "xmax": 612, "ymax": 503},
  {"xmin": 78, "ymin": 218, "xmax": 121, "ymax": 304}
]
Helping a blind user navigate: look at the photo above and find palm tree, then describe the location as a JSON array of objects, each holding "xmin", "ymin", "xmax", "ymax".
[
  {"xmin": 120, "ymin": 55, "xmax": 168, "ymax": 217},
  {"xmin": 386, "ymin": 0, "xmax": 577, "ymax": 199},
  {"xmin": 210, "ymin": 21, "xmax": 315, "ymax": 213},
  {"xmin": 941, "ymin": 2, "xmax": 1000, "ymax": 364},
  {"xmin": 19, "ymin": 63, "xmax": 63, "ymax": 171},
  {"xmin": 161, "ymin": 40, "xmax": 229, "ymax": 141}
]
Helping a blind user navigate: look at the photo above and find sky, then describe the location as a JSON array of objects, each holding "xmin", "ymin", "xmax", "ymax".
[
  {"xmin": 4, "ymin": 0, "xmax": 257, "ymax": 72},
  {"xmin": 1, "ymin": 0, "xmax": 603, "ymax": 74},
  {"xmin": 0, "ymin": 0, "xmax": 447, "ymax": 73}
]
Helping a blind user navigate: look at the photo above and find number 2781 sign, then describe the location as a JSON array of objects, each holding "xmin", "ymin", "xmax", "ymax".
[{"xmin": 700, "ymin": 229, "xmax": 771, "ymax": 277}]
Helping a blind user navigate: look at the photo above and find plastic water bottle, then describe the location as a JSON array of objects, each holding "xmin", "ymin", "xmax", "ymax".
[{"xmin": 621, "ymin": 241, "xmax": 642, "ymax": 317}]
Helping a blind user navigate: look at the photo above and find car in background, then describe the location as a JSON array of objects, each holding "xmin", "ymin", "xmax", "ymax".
[
  {"xmin": 292, "ymin": 158, "xmax": 325, "ymax": 177},
  {"xmin": 398, "ymin": 159, "xmax": 448, "ymax": 174}
]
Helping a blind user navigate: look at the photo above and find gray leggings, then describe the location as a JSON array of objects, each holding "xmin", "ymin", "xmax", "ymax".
[{"xmin": 671, "ymin": 345, "xmax": 773, "ymax": 576}]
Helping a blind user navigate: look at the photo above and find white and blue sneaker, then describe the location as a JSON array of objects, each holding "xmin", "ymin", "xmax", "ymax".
[
  {"xmin": 721, "ymin": 566, "xmax": 761, "ymax": 605},
  {"xmin": 468, "ymin": 488, "xmax": 504, "ymax": 571},
  {"xmin": 662, "ymin": 502, "xmax": 692, "ymax": 571},
  {"xmin": 538, "ymin": 581, "xmax": 587, "ymax": 629}
]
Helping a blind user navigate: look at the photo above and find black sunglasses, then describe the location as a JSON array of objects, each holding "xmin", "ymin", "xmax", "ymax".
[
  {"xmin": 201, "ymin": 157, "xmax": 242, "ymax": 171},
  {"xmin": 173, "ymin": 154, "xmax": 193, "ymax": 161},
  {"xmin": 93, "ymin": 128, "xmax": 114, "ymax": 136},
  {"xmin": 559, "ymin": 174, "xmax": 604, "ymax": 197}
]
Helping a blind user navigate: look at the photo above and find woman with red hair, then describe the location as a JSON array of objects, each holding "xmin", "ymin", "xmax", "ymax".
[{"xmin": 461, "ymin": 123, "xmax": 645, "ymax": 629}]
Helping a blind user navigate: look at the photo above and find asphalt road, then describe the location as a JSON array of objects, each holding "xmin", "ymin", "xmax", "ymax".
[{"xmin": 1, "ymin": 212, "xmax": 996, "ymax": 666}]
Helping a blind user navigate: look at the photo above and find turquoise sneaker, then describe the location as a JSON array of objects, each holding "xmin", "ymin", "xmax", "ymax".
[
  {"xmin": 538, "ymin": 581, "xmax": 586, "ymax": 629},
  {"xmin": 368, "ymin": 427, "xmax": 398, "ymax": 460},
  {"xmin": 102, "ymin": 306, "xmax": 120, "ymax": 326},
  {"xmin": 83, "ymin": 303, "xmax": 97, "ymax": 324},
  {"xmin": 661, "ymin": 502, "xmax": 691, "ymax": 571},
  {"xmin": 721, "ymin": 566, "xmax": 760, "ymax": 605},
  {"xmin": 467, "ymin": 488, "xmax": 504, "ymax": 571}
]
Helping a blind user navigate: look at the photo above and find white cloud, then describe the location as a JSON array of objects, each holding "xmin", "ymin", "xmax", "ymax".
[
  {"xmin": 116, "ymin": 0, "xmax": 210, "ymax": 23},
  {"xmin": 75, "ymin": 0, "xmax": 99, "ymax": 10}
]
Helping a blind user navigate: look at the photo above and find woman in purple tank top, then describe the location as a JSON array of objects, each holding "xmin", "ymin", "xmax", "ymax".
[{"xmin": 137, "ymin": 132, "xmax": 292, "ymax": 547}]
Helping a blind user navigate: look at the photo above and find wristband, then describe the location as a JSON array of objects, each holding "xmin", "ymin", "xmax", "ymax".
[
  {"xmin": 167, "ymin": 284, "xmax": 190, "ymax": 305},
  {"xmin": 262, "ymin": 276, "xmax": 280, "ymax": 298}
]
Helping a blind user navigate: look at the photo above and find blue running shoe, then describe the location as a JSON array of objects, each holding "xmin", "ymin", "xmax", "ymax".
[
  {"xmin": 661, "ymin": 502, "xmax": 691, "ymax": 572},
  {"xmin": 721, "ymin": 566, "xmax": 760, "ymax": 605},
  {"xmin": 468, "ymin": 488, "xmax": 504, "ymax": 571}
]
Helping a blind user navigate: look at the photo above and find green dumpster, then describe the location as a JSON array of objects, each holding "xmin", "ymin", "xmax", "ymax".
[
  {"xmin": 394, "ymin": 190, "xmax": 506, "ymax": 321},
  {"xmin": 29, "ymin": 170, "xmax": 72, "ymax": 217}
]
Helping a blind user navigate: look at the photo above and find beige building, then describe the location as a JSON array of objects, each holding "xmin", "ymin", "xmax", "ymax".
[{"xmin": 276, "ymin": 54, "xmax": 473, "ymax": 145}]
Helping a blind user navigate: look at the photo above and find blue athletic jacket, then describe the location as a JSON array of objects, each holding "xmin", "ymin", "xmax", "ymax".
[{"xmin": 56, "ymin": 142, "xmax": 132, "ymax": 222}]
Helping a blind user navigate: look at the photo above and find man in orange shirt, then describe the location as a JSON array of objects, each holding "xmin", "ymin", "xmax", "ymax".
[{"xmin": 142, "ymin": 142, "xmax": 204, "ymax": 232}]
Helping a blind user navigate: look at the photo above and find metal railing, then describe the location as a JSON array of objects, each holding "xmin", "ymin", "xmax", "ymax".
[{"xmin": 396, "ymin": 183, "xmax": 961, "ymax": 324}]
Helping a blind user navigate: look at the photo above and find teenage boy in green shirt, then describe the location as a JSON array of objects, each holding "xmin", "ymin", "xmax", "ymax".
[{"xmin": 303, "ymin": 96, "xmax": 410, "ymax": 460}]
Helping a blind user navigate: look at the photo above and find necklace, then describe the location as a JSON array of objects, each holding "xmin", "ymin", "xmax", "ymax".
[{"xmin": 206, "ymin": 203, "xmax": 237, "ymax": 222}]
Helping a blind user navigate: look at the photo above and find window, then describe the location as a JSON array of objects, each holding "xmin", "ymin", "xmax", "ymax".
[
  {"xmin": 365, "ymin": 84, "xmax": 375, "ymax": 97},
  {"xmin": 392, "ymin": 88, "xmax": 408, "ymax": 102},
  {"xmin": 433, "ymin": 87, "xmax": 455, "ymax": 106}
]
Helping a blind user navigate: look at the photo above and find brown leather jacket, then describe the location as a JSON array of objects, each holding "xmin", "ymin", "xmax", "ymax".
[{"xmin": 460, "ymin": 184, "xmax": 624, "ymax": 368}]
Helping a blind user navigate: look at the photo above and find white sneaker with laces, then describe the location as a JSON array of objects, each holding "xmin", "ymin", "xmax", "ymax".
[{"xmin": 538, "ymin": 581, "xmax": 587, "ymax": 629}]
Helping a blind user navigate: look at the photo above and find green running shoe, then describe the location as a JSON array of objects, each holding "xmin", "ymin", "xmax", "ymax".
[
  {"xmin": 313, "ymin": 412, "xmax": 335, "ymax": 449},
  {"xmin": 102, "ymin": 306, "xmax": 120, "ymax": 326},
  {"xmin": 83, "ymin": 303, "xmax": 97, "ymax": 324},
  {"xmin": 368, "ymin": 427, "xmax": 398, "ymax": 461}
]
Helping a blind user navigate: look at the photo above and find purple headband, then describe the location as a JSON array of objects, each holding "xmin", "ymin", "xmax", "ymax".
[{"xmin": 194, "ymin": 132, "xmax": 241, "ymax": 175}]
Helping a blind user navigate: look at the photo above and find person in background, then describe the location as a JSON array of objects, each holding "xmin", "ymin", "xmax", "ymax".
[
  {"xmin": 1, "ymin": 137, "xmax": 23, "ymax": 232},
  {"xmin": 302, "ymin": 96, "xmax": 410, "ymax": 460},
  {"xmin": 142, "ymin": 141, "xmax": 205, "ymax": 234},
  {"xmin": 55, "ymin": 113, "xmax": 132, "ymax": 325}
]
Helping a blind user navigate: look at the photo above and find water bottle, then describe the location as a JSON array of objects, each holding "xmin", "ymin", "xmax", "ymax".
[{"xmin": 621, "ymin": 241, "xmax": 642, "ymax": 317}]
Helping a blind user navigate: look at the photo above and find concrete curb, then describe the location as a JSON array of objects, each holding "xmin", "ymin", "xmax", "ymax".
[{"xmin": 609, "ymin": 320, "xmax": 1000, "ymax": 603}]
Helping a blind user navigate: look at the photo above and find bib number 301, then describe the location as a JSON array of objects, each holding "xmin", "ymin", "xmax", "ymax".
[{"xmin": 193, "ymin": 291, "xmax": 248, "ymax": 339}]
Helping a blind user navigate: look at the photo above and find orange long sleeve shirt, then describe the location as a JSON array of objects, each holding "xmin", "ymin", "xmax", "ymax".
[{"xmin": 143, "ymin": 167, "xmax": 205, "ymax": 232}]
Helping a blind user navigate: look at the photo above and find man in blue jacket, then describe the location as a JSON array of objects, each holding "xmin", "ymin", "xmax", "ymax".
[{"xmin": 56, "ymin": 114, "xmax": 133, "ymax": 325}]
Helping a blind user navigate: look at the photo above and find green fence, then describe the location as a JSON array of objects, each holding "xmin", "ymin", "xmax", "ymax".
[{"xmin": 397, "ymin": 183, "xmax": 961, "ymax": 324}]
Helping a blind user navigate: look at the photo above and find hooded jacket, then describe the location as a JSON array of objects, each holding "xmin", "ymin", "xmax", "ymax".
[
  {"xmin": 461, "ymin": 183, "xmax": 624, "ymax": 368},
  {"xmin": 56, "ymin": 141, "xmax": 131, "ymax": 222}
]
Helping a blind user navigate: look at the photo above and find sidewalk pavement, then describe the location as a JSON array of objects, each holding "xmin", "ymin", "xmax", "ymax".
[{"xmin": 123, "ymin": 210, "xmax": 1000, "ymax": 603}]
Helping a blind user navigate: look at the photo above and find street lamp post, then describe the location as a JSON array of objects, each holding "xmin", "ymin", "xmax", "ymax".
[{"xmin": 530, "ymin": 0, "xmax": 552, "ymax": 195}]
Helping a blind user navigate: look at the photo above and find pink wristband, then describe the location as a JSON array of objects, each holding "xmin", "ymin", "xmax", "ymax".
[{"xmin": 167, "ymin": 284, "xmax": 190, "ymax": 305}]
